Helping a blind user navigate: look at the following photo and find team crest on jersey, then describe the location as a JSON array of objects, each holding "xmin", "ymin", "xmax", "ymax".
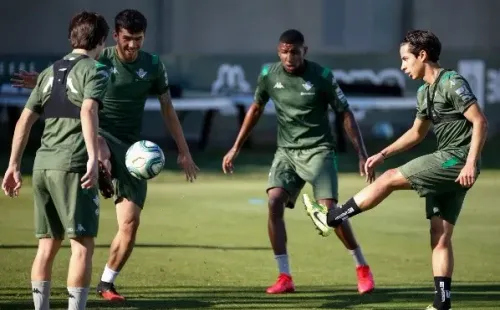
[
  {"xmin": 302, "ymin": 81, "xmax": 313, "ymax": 90},
  {"xmin": 137, "ymin": 68, "xmax": 148, "ymax": 79}
]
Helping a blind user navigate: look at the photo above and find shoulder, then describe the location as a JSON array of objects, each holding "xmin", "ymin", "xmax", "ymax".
[
  {"xmin": 308, "ymin": 61, "xmax": 332, "ymax": 80},
  {"xmin": 439, "ymin": 70, "xmax": 468, "ymax": 89},
  {"xmin": 260, "ymin": 62, "xmax": 281, "ymax": 78},
  {"xmin": 138, "ymin": 50, "xmax": 161, "ymax": 67},
  {"xmin": 36, "ymin": 66, "xmax": 54, "ymax": 86},
  {"xmin": 98, "ymin": 47, "xmax": 114, "ymax": 64}
]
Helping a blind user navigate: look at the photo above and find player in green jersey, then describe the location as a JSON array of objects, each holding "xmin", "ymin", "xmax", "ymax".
[
  {"xmin": 305, "ymin": 30, "xmax": 488, "ymax": 310},
  {"xmin": 2, "ymin": 11, "xmax": 109, "ymax": 310},
  {"xmin": 222, "ymin": 29, "xmax": 376, "ymax": 294},
  {"xmin": 12, "ymin": 9, "xmax": 198, "ymax": 301}
]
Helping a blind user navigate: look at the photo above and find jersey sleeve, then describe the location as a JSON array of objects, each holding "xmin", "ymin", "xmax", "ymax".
[
  {"xmin": 254, "ymin": 69, "xmax": 270, "ymax": 106},
  {"xmin": 415, "ymin": 86, "xmax": 429, "ymax": 120},
  {"xmin": 151, "ymin": 60, "xmax": 170, "ymax": 96},
  {"xmin": 24, "ymin": 84, "xmax": 43, "ymax": 114},
  {"xmin": 83, "ymin": 62, "xmax": 110, "ymax": 109},
  {"xmin": 325, "ymin": 71, "xmax": 349, "ymax": 113},
  {"xmin": 445, "ymin": 74, "xmax": 477, "ymax": 113}
]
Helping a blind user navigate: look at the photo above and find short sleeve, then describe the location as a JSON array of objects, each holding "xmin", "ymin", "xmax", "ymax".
[
  {"xmin": 83, "ymin": 62, "xmax": 110, "ymax": 109},
  {"xmin": 325, "ymin": 71, "xmax": 349, "ymax": 113},
  {"xmin": 25, "ymin": 84, "xmax": 43, "ymax": 114},
  {"xmin": 151, "ymin": 59, "xmax": 170, "ymax": 96},
  {"xmin": 254, "ymin": 70, "xmax": 270, "ymax": 106},
  {"xmin": 416, "ymin": 86, "xmax": 429, "ymax": 120},
  {"xmin": 445, "ymin": 74, "xmax": 477, "ymax": 113}
]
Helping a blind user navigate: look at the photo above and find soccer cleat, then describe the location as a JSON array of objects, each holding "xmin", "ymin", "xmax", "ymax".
[
  {"xmin": 266, "ymin": 273, "xmax": 296, "ymax": 294},
  {"xmin": 96, "ymin": 281, "xmax": 125, "ymax": 302},
  {"xmin": 425, "ymin": 306, "xmax": 452, "ymax": 310},
  {"xmin": 302, "ymin": 194, "xmax": 333, "ymax": 237},
  {"xmin": 356, "ymin": 265, "xmax": 375, "ymax": 295},
  {"xmin": 98, "ymin": 161, "xmax": 114, "ymax": 199}
]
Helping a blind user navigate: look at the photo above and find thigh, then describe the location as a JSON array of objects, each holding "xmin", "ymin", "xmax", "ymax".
[
  {"xmin": 32, "ymin": 170, "xmax": 64, "ymax": 239},
  {"xmin": 45, "ymin": 171, "xmax": 100, "ymax": 238},
  {"xmin": 100, "ymin": 130, "xmax": 148, "ymax": 208},
  {"xmin": 267, "ymin": 148, "xmax": 305, "ymax": 208},
  {"xmin": 398, "ymin": 151, "xmax": 468, "ymax": 197},
  {"xmin": 295, "ymin": 147, "xmax": 339, "ymax": 201},
  {"xmin": 426, "ymin": 191, "xmax": 467, "ymax": 225}
]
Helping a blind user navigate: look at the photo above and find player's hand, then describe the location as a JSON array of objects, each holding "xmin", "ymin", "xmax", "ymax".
[
  {"xmin": 222, "ymin": 147, "xmax": 239, "ymax": 174},
  {"xmin": 364, "ymin": 153, "xmax": 384, "ymax": 181},
  {"xmin": 11, "ymin": 70, "xmax": 39, "ymax": 89},
  {"xmin": 81, "ymin": 158, "xmax": 98, "ymax": 189},
  {"xmin": 2, "ymin": 166, "xmax": 22, "ymax": 197},
  {"xmin": 359, "ymin": 155, "xmax": 375, "ymax": 183},
  {"xmin": 455, "ymin": 162, "xmax": 476, "ymax": 188},
  {"xmin": 177, "ymin": 153, "xmax": 199, "ymax": 182}
]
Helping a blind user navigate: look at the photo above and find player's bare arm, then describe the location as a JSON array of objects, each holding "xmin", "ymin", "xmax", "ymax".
[
  {"xmin": 455, "ymin": 102, "xmax": 488, "ymax": 187},
  {"xmin": 365, "ymin": 117, "xmax": 431, "ymax": 175},
  {"xmin": 11, "ymin": 70, "xmax": 39, "ymax": 89},
  {"xmin": 1, "ymin": 108, "xmax": 40, "ymax": 197},
  {"xmin": 340, "ymin": 108, "xmax": 374, "ymax": 182},
  {"xmin": 158, "ymin": 92, "xmax": 199, "ymax": 182},
  {"xmin": 222, "ymin": 102, "xmax": 264, "ymax": 174},
  {"xmin": 80, "ymin": 99, "xmax": 100, "ymax": 189}
]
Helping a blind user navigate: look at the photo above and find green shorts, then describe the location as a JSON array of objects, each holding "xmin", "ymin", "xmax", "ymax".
[
  {"xmin": 267, "ymin": 146, "xmax": 338, "ymax": 207},
  {"xmin": 33, "ymin": 170, "xmax": 100, "ymax": 239},
  {"xmin": 398, "ymin": 150, "xmax": 477, "ymax": 225},
  {"xmin": 99, "ymin": 130, "xmax": 147, "ymax": 209}
]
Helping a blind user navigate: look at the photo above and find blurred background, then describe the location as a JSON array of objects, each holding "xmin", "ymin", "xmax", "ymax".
[{"xmin": 1, "ymin": 0, "xmax": 500, "ymax": 172}]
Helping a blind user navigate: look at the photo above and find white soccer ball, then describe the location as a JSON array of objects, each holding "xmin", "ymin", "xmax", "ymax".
[{"xmin": 125, "ymin": 140, "xmax": 165, "ymax": 180}]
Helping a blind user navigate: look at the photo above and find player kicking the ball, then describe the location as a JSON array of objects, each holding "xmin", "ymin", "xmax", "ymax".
[
  {"xmin": 304, "ymin": 30, "xmax": 488, "ymax": 310},
  {"xmin": 12, "ymin": 9, "xmax": 199, "ymax": 302},
  {"xmin": 222, "ymin": 29, "xmax": 375, "ymax": 294}
]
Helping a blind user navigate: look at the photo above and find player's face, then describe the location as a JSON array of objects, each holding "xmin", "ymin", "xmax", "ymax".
[
  {"xmin": 399, "ymin": 43, "xmax": 425, "ymax": 80},
  {"xmin": 114, "ymin": 28, "xmax": 144, "ymax": 62},
  {"xmin": 278, "ymin": 43, "xmax": 307, "ymax": 73}
]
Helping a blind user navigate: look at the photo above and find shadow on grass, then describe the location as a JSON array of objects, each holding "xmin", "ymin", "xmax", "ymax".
[
  {"xmin": 0, "ymin": 283, "xmax": 498, "ymax": 309},
  {"xmin": 0, "ymin": 243, "xmax": 270, "ymax": 251}
]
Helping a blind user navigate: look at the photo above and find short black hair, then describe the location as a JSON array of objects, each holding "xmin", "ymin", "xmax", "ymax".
[
  {"xmin": 279, "ymin": 29, "xmax": 305, "ymax": 45},
  {"xmin": 115, "ymin": 9, "xmax": 147, "ymax": 34},
  {"xmin": 401, "ymin": 30, "xmax": 441, "ymax": 62},
  {"xmin": 68, "ymin": 11, "xmax": 109, "ymax": 50}
]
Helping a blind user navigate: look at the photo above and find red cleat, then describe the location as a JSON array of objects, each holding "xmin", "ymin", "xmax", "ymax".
[
  {"xmin": 356, "ymin": 265, "xmax": 375, "ymax": 295},
  {"xmin": 266, "ymin": 273, "xmax": 296, "ymax": 294},
  {"xmin": 96, "ymin": 281, "xmax": 125, "ymax": 302}
]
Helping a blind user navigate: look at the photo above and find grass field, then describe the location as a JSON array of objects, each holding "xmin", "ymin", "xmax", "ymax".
[{"xmin": 0, "ymin": 169, "xmax": 499, "ymax": 310}]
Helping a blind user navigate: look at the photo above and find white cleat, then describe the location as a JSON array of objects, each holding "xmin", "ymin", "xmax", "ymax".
[{"xmin": 302, "ymin": 194, "xmax": 333, "ymax": 237}]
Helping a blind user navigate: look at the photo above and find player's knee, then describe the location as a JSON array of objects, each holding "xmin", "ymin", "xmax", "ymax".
[
  {"xmin": 119, "ymin": 217, "xmax": 140, "ymax": 238},
  {"xmin": 378, "ymin": 169, "xmax": 407, "ymax": 190},
  {"xmin": 69, "ymin": 237, "xmax": 94, "ymax": 260},
  {"xmin": 430, "ymin": 225, "xmax": 452, "ymax": 249},
  {"xmin": 267, "ymin": 191, "xmax": 288, "ymax": 220},
  {"xmin": 36, "ymin": 239, "xmax": 61, "ymax": 263}
]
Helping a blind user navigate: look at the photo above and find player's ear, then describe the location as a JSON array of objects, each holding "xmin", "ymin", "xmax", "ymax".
[
  {"xmin": 303, "ymin": 45, "xmax": 308, "ymax": 56},
  {"xmin": 113, "ymin": 31, "xmax": 119, "ymax": 42},
  {"xmin": 418, "ymin": 49, "xmax": 427, "ymax": 62}
]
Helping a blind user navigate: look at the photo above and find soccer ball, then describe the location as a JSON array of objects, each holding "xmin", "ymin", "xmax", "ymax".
[{"xmin": 125, "ymin": 140, "xmax": 165, "ymax": 180}]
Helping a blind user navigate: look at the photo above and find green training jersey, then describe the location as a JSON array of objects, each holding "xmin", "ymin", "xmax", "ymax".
[
  {"xmin": 416, "ymin": 70, "xmax": 476, "ymax": 152},
  {"xmin": 97, "ymin": 47, "xmax": 169, "ymax": 143},
  {"xmin": 254, "ymin": 60, "xmax": 349, "ymax": 149},
  {"xmin": 25, "ymin": 53, "xmax": 109, "ymax": 172}
]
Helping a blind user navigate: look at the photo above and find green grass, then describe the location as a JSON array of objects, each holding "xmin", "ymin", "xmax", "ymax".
[{"xmin": 0, "ymin": 170, "xmax": 499, "ymax": 309}]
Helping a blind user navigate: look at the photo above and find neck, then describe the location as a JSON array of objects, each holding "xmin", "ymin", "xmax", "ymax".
[
  {"xmin": 423, "ymin": 63, "xmax": 442, "ymax": 85},
  {"xmin": 71, "ymin": 49, "xmax": 97, "ymax": 59},
  {"xmin": 115, "ymin": 46, "xmax": 138, "ymax": 63}
]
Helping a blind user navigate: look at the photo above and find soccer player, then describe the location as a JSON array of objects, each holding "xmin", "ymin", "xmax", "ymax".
[
  {"xmin": 2, "ymin": 11, "xmax": 110, "ymax": 310},
  {"xmin": 11, "ymin": 9, "xmax": 199, "ymax": 301},
  {"xmin": 222, "ymin": 29, "xmax": 376, "ymax": 294},
  {"xmin": 304, "ymin": 30, "xmax": 488, "ymax": 310}
]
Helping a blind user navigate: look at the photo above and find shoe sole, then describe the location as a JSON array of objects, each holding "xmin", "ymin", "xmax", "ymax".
[{"xmin": 302, "ymin": 195, "xmax": 332, "ymax": 237}]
